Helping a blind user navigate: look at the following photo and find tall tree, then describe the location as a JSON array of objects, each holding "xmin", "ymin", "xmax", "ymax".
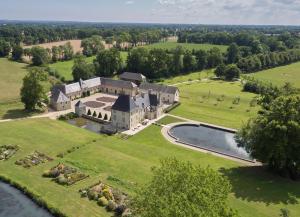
[
  {"xmin": 226, "ymin": 43, "xmax": 240, "ymax": 64},
  {"xmin": 236, "ymin": 94, "xmax": 300, "ymax": 180},
  {"xmin": 21, "ymin": 67, "xmax": 48, "ymax": 110},
  {"xmin": 195, "ymin": 50, "xmax": 208, "ymax": 70},
  {"xmin": 94, "ymin": 49, "xmax": 122, "ymax": 77},
  {"xmin": 126, "ymin": 47, "xmax": 149, "ymax": 73},
  {"xmin": 0, "ymin": 40, "xmax": 11, "ymax": 57},
  {"xmin": 72, "ymin": 54, "xmax": 95, "ymax": 81},
  {"xmin": 171, "ymin": 46, "xmax": 184, "ymax": 74},
  {"xmin": 62, "ymin": 42, "xmax": 74, "ymax": 60},
  {"xmin": 30, "ymin": 46, "xmax": 50, "ymax": 66},
  {"xmin": 183, "ymin": 50, "xmax": 197, "ymax": 72},
  {"xmin": 12, "ymin": 45, "xmax": 23, "ymax": 61},
  {"xmin": 132, "ymin": 158, "xmax": 239, "ymax": 217}
]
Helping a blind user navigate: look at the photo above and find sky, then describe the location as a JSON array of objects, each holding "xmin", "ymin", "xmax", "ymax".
[{"xmin": 1, "ymin": 0, "xmax": 300, "ymax": 25}]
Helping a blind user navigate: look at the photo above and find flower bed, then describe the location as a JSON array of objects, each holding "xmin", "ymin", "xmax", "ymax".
[
  {"xmin": 0, "ymin": 145, "xmax": 19, "ymax": 161},
  {"xmin": 79, "ymin": 181, "xmax": 131, "ymax": 216},
  {"xmin": 15, "ymin": 151, "xmax": 53, "ymax": 168},
  {"xmin": 43, "ymin": 163, "xmax": 88, "ymax": 186}
]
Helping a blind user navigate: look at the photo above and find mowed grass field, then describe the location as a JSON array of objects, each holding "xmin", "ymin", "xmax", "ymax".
[
  {"xmin": 0, "ymin": 118, "xmax": 299, "ymax": 217},
  {"xmin": 50, "ymin": 52, "xmax": 128, "ymax": 81},
  {"xmin": 0, "ymin": 58, "xmax": 29, "ymax": 119},
  {"xmin": 143, "ymin": 41, "xmax": 228, "ymax": 53},
  {"xmin": 0, "ymin": 58, "xmax": 27, "ymax": 102},
  {"xmin": 162, "ymin": 72, "xmax": 258, "ymax": 129},
  {"xmin": 249, "ymin": 62, "xmax": 300, "ymax": 88}
]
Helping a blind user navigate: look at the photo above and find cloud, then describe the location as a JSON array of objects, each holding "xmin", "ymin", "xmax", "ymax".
[
  {"xmin": 154, "ymin": 0, "xmax": 300, "ymax": 25},
  {"xmin": 125, "ymin": 0, "xmax": 134, "ymax": 5}
]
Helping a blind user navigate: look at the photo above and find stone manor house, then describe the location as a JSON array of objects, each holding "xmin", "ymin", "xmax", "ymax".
[{"xmin": 51, "ymin": 72, "xmax": 180, "ymax": 131}]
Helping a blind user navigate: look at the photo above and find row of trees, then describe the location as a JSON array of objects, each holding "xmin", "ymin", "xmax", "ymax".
[
  {"xmin": 178, "ymin": 31, "xmax": 300, "ymax": 53},
  {"xmin": 126, "ymin": 47, "xmax": 223, "ymax": 79},
  {"xmin": 237, "ymin": 49, "xmax": 300, "ymax": 73},
  {"xmin": 0, "ymin": 24, "xmax": 168, "ymax": 46}
]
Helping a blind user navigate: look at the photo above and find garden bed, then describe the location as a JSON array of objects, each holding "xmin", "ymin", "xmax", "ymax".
[
  {"xmin": 84, "ymin": 101, "xmax": 105, "ymax": 108},
  {"xmin": 96, "ymin": 97, "xmax": 116, "ymax": 103},
  {"xmin": 15, "ymin": 151, "xmax": 53, "ymax": 168},
  {"xmin": 43, "ymin": 163, "xmax": 88, "ymax": 186},
  {"xmin": 0, "ymin": 145, "xmax": 19, "ymax": 161},
  {"xmin": 79, "ymin": 181, "xmax": 130, "ymax": 216}
]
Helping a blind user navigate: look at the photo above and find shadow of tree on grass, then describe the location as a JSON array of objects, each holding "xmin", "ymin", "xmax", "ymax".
[{"xmin": 219, "ymin": 166, "xmax": 300, "ymax": 206}]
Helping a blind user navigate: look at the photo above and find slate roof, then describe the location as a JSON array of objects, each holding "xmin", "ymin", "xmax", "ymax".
[
  {"xmin": 119, "ymin": 72, "xmax": 146, "ymax": 82},
  {"xmin": 80, "ymin": 77, "xmax": 101, "ymax": 89},
  {"xmin": 64, "ymin": 82, "xmax": 81, "ymax": 95},
  {"xmin": 101, "ymin": 78, "xmax": 137, "ymax": 89},
  {"xmin": 111, "ymin": 95, "xmax": 138, "ymax": 112},
  {"xmin": 52, "ymin": 91, "xmax": 70, "ymax": 103},
  {"xmin": 139, "ymin": 82, "xmax": 178, "ymax": 95},
  {"xmin": 75, "ymin": 100, "xmax": 86, "ymax": 108}
]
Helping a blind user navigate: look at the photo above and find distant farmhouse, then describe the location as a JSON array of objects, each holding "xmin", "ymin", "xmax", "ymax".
[{"xmin": 51, "ymin": 72, "xmax": 179, "ymax": 131}]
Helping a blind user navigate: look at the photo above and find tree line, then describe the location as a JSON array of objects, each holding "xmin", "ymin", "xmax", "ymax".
[
  {"xmin": 0, "ymin": 24, "xmax": 168, "ymax": 46},
  {"xmin": 178, "ymin": 31, "xmax": 300, "ymax": 52}
]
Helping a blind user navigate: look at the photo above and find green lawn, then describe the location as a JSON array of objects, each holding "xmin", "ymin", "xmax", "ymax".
[
  {"xmin": 156, "ymin": 115, "xmax": 185, "ymax": 125},
  {"xmin": 49, "ymin": 52, "xmax": 128, "ymax": 81},
  {"xmin": 167, "ymin": 80, "xmax": 258, "ymax": 129},
  {"xmin": 0, "ymin": 118, "xmax": 299, "ymax": 217},
  {"xmin": 0, "ymin": 58, "xmax": 31, "ymax": 119},
  {"xmin": 160, "ymin": 69, "xmax": 214, "ymax": 85},
  {"xmin": 248, "ymin": 62, "xmax": 300, "ymax": 88},
  {"xmin": 0, "ymin": 58, "xmax": 27, "ymax": 102},
  {"xmin": 143, "ymin": 42, "xmax": 228, "ymax": 53},
  {"xmin": 49, "ymin": 56, "xmax": 96, "ymax": 81}
]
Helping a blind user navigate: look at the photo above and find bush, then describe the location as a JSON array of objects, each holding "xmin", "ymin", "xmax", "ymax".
[
  {"xmin": 104, "ymin": 114, "xmax": 108, "ymax": 120},
  {"xmin": 93, "ymin": 111, "xmax": 97, "ymax": 117},
  {"xmin": 115, "ymin": 204, "xmax": 126, "ymax": 216},
  {"xmin": 87, "ymin": 109, "xmax": 91, "ymax": 115},
  {"xmin": 98, "ymin": 196, "xmax": 109, "ymax": 207},
  {"xmin": 106, "ymin": 200, "xmax": 117, "ymax": 212},
  {"xmin": 98, "ymin": 112, "xmax": 102, "ymax": 119}
]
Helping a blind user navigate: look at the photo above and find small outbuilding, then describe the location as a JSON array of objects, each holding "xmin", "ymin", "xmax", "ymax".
[
  {"xmin": 50, "ymin": 91, "xmax": 71, "ymax": 111},
  {"xmin": 75, "ymin": 101, "xmax": 86, "ymax": 117}
]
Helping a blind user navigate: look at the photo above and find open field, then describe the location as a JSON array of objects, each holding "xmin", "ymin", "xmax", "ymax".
[
  {"xmin": 0, "ymin": 118, "xmax": 299, "ymax": 217},
  {"xmin": 143, "ymin": 42, "xmax": 228, "ymax": 53},
  {"xmin": 248, "ymin": 62, "xmax": 300, "ymax": 88},
  {"xmin": 160, "ymin": 69, "xmax": 214, "ymax": 85},
  {"xmin": 50, "ymin": 56, "xmax": 96, "ymax": 81},
  {"xmin": 49, "ymin": 52, "xmax": 128, "ymax": 81},
  {"xmin": 24, "ymin": 40, "xmax": 83, "ymax": 54},
  {"xmin": 0, "ymin": 58, "xmax": 27, "ymax": 102},
  {"xmin": 0, "ymin": 58, "xmax": 29, "ymax": 119},
  {"xmin": 167, "ymin": 80, "xmax": 259, "ymax": 129}
]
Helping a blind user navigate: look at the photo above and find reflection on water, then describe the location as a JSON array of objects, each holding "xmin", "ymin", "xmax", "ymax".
[
  {"xmin": 0, "ymin": 181, "xmax": 53, "ymax": 217},
  {"xmin": 169, "ymin": 124, "xmax": 251, "ymax": 161},
  {"xmin": 67, "ymin": 118, "xmax": 104, "ymax": 133}
]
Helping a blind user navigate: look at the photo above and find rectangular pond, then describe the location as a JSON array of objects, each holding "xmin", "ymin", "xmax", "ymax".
[{"xmin": 169, "ymin": 124, "xmax": 252, "ymax": 161}]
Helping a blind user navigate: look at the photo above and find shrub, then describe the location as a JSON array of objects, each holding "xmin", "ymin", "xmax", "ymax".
[
  {"xmin": 87, "ymin": 109, "xmax": 91, "ymax": 115},
  {"xmin": 104, "ymin": 114, "xmax": 108, "ymax": 121},
  {"xmin": 106, "ymin": 200, "xmax": 117, "ymax": 212},
  {"xmin": 98, "ymin": 196, "xmax": 109, "ymax": 207},
  {"xmin": 93, "ymin": 111, "xmax": 97, "ymax": 117},
  {"xmin": 115, "ymin": 204, "xmax": 126, "ymax": 216},
  {"xmin": 103, "ymin": 188, "xmax": 113, "ymax": 200},
  {"xmin": 98, "ymin": 112, "xmax": 102, "ymax": 119}
]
